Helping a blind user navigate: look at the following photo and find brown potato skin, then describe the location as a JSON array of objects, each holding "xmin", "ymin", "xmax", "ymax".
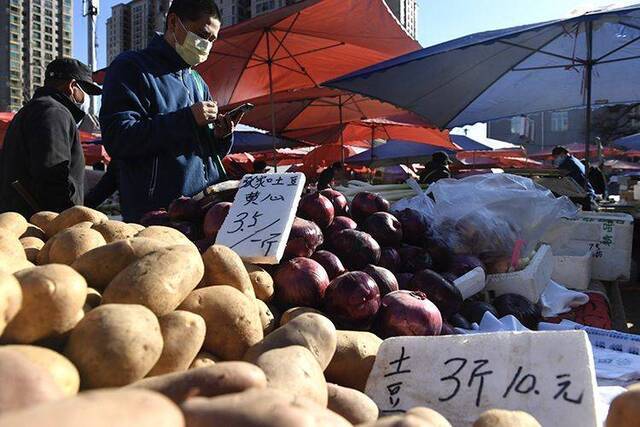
[
  {"xmin": 3, "ymin": 265, "xmax": 87, "ymax": 344},
  {"xmin": 43, "ymin": 206, "xmax": 107, "ymax": 237},
  {"xmin": 29, "ymin": 211, "xmax": 58, "ymax": 232},
  {"xmin": 244, "ymin": 263, "xmax": 274, "ymax": 302},
  {"xmin": 20, "ymin": 236, "xmax": 44, "ymax": 262},
  {"xmin": 201, "ymin": 245, "xmax": 255, "ymax": 298},
  {"xmin": 406, "ymin": 407, "xmax": 452, "ymax": 427},
  {"xmin": 256, "ymin": 299, "xmax": 277, "ymax": 335},
  {"xmin": 0, "ymin": 234, "xmax": 26, "ymax": 262},
  {"xmin": 0, "ymin": 348, "xmax": 64, "ymax": 413},
  {"xmin": 0, "ymin": 212, "xmax": 28, "ymax": 237},
  {"xmin": 147, "ymin": 310, "xmax": 206, "ymax": 376},
  {"xmin": 136, "ymin": 225, "xmax": 193, "ymax": 246},
  {"xmin": 64, "ymin": 304, "xmax": 163, "ymax": 389},
  {"xmin": 325, "ymin": 330, "xmax": 383, "ymax": 392},
  {"xmin": 245, "ymin": 312, "xmax": 337, "ymax": 370},
  {"xmin": 130, "ymin": 362, "xmax": 267, "ymax": 403},
  {"xmin": 92, "ymin": 220, "xmax": 138, "ymax": 243},
  {"xmin": 189, "ymin": 352, "xmax": 219, "ymax": 369},
  {"xmin": 606, "ymin": 388, "xmax": 640, "ymax": 427},
  {"xmin": 20, "ymin": 224, "xmax": 46, "ymax": 241},
  {"xmin": 48, "ymin": 228, "xmax": 107, "ymax": 265},
  {"xmin": 327, "ymin": 383, "xmax": 378, "ymax": 425},
  {"xmin": 0, "ymin": 389, "xmax": 185, "ymax": 427},
  {"xmin": 279, "ymin": 307, "xmax": 324, "ymax": 326},
  {"xmin": 179, "ymin": 286, "xmax": 263, "ymax": 361},
  {"xmin": 473, "ymin": 409, "xmax": 541, "ymax": 427},
  {"xmin": 0, "ymin": 272, "xmax": 22, "ymax": 336}
]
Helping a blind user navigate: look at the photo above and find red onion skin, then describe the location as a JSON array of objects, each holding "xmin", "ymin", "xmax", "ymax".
[
  {"xmin": 298, "ymin": 192, "xmax": 335, "ymax": 229},
  {"xmin": 375, "ymin": 290, "xmax": 442, "ymax": 338},
  {"xmin": 274, "ymin": 257, "xmax": 330, "ymax": 309},
  {"xmin": 363, "ymin": 212, "xmax": 403, "ymax": 247},
  {"xmin": 398, "ymin": 245, "xmax": 433, "ymax": 273},
  {"xmin": 311, "ymin": 250, "xmax": 346, "ymax": 280},
  {"xmin": 396, "ymin": 273, "xmax": 414, "ymax": 290},
  {"xmin": 168, "ymin": 196, "xmax": 203, "ymax": 221},
  {"xmin": 394, "ymin": 208, "xmax": 429, "ymax": 246},
  {"xmin": 378, "ymin": 247, "xmax": 401, "ymax": 272},
  {"xmin": 351, "ymin": 192, "xmax": 390, "ymax": 223},
  {"xmin": 140, "ymin": 210, "xmax": 170, "ymax": 227},
  {"xmin": 363, "ymin": 264, "xmax": 399, "ymax": 297},
  {"xmin": 325, "ymin": 216, "xmax": 357, "ymax": 239},
  {"xmin": 448, "ymin": 254, "xmax": 485, "ymax": 277},
  {"xmin": 320, "ymin": 189, "xmax": 349, "ymax": 216},
  {"xmin": 408, "ymin": 269, "xmax": 463, "ymax": 319},
  {"xmin": 203, "ymin": 202, "xmax": 232, "ymax": 238},
  {"xmin": 324, "ymin": 272, "xmax": 381, "ymax": 329},
  {"xmin": 330, "ymin": 229, "xmax": 381, "ymax": 270},
  {"xmin": 284, "ymin": 217, "xmax": 324, "ymax": 259}
]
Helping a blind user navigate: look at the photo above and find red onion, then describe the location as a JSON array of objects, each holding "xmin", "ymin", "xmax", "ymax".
[
  {"xmin": 140, "ymin": 210, "xmax": 170, "ymax": 226},
  {"xmin": 449, "ymin": 312, "xmax": 472, "ymax": 329},
  {"xmin": 203, "ymin": 202, "xmax": 231, "ymax": 238},
  {"xmin": 492, "ymin": 294, "xmax": 541, "ymax": 330},
  {"xmin": 398, "ymin": 245, "xmax": 433, "ymax": 273},
  {"xmin": 378, "ymin": 247, "xmax": 401, "ymax": 272},
  {"xmin": 448, "ymin": 254, "xmax": 485, "ymax": 278},
  {"xmin": 194, "ymin": 236, "xmax": 217, "ymax": 254},
  {"xmin": 274, "ymin": 257, "xmax": 330, "ymax": 309},
  {"xmin": 460, "ymin": 300, "xmax": 498, "ymax": 325},
  {"xmin": 351, "ymin": 192, "xmax": 389, "ymax": 223},
  {"xmin": 363, "ymin": 212, "xmax": 403, "ymax": 247},
  {"xmin": 396, "ymin": 273, "xmax": 414, "ymax": 290},
  {"xmin": 298, "ymin": 192, "xmax": 335, "ymax": 229},
  {"xmin": 169, "ymin": 221, "xmax": 201, "ymax": 241},
  {"xmin": 324, "ymin": 272, "xmax": 380, "ymax": 329},
  {"xmin": 440, "ymin": 322, "xmax": 459, "ymax": 335},
  {"xmin": 394, "ymin": 208, "xmax": 429, "ymax": 246},
  {"xmin": 425, "ymin": 233, "xmax": 454, "ymax": 272},
  {"xmin": 325, "ymin": 216, "xmax": 357, "ymax": 239},
  {"xmin": 408, "ymin": 269, "xmax": 463, "ymax": 318},
  {"xmin": 363, "ymin": 264, "xmax": 398, "ymax": 297},
  {"xmin": 329, "ymin": 229, "xmax": 380, "ymax": 270},
  {"xmin": 284, "ymin": 217, "xmax": 324, "ymax": 258},
  {"xmin": 320, "ymin": 189, "xmax": 349, "ymax": 216},
  {"xmin": 168, "ymin": 196, "xmax": 204, "ymax": 221},
  {"xmin": 311, "ymin": 250, "xmax": 346, "ymax": 280},
  {"xmin": 374, "ymin": 290, "xmax": 442, "ymax": 337}
]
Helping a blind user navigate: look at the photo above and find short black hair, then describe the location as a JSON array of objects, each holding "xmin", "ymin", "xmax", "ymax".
[
  {"xmin": 551, "ymin": 146, "xmax": 569, "ymax": 156},
  {"xmin": 166, "ymin": 0, "xmax": 222, "ymax": 28},
  {"xmin": 253, "ymin": 160, "xmax": 267, "ymax": 171}
]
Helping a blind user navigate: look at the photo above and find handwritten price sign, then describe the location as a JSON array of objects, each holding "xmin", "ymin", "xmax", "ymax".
[
  {"xmin": 365, "ymin": 331, "xmax": 598, "ymax": 427},
  {"xmin": 215, "ymin": 173, "xmax": 305, "ymax": 264}
]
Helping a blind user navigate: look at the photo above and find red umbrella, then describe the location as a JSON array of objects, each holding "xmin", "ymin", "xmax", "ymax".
[{"xmin": 0, "ymin": 112, "xmax": 15, "ymax": 150}]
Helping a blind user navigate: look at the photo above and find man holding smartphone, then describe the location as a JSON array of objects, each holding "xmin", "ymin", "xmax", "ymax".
[{"xmin": 100, "ymin": 0, "xmax": 243, "ymax": 222}]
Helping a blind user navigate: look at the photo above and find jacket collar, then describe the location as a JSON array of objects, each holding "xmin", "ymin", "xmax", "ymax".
[
  {"xmin": 148, "ymin": 33, "xmax": 191, "ymax": 71},
  {"xmin": 34, "ymin": 86, "xmax": 86, "ymax": 123}
]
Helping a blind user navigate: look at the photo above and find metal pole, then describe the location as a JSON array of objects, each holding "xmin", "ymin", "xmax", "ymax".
[
  {"xmin": 339, "ymin": 96, "xmax": 344, "ymax": 164},
  {"xmin": 266, "ymin": 29, "xmax": 277, "ymax": 173},
  {"xmin": 584, "ymin": 20, "xmax": 594, "ymax": 182},
  {"xmin": 84, "ymin": 1, "xmax": 98, "ymax": 116}
]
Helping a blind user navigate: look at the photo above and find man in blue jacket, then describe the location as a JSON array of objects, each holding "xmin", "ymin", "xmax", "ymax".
[{"xmin": 100, "ymin": 0, "xmax": 236, "ymax": 222}]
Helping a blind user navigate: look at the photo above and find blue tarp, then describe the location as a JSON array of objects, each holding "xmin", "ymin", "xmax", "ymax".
[
  {"xmin": 230, "ymin": 130, "xmax": 306, "ymax": 154},
  {"xmin": 614, "ymin": 132, "xmax": 640, "ymax": 150},
  {"xmin": 344, "ymin": 139, "xmax": 455, "ymax": 167},
  {"xmin": 326, "ymin": 5, "xmax": 640, "ymax": 129},
  {"xmin": 450, "ymin": 135, "xmax": 493, "ymax": 151}
]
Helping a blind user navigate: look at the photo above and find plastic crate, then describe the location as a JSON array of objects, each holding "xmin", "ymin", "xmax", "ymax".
[
  {"xmin": 485, "ymin": 244, "xmax": 553, "ymax": 302},
  {"xmin": 453, "ymin": 267, "xmax": 485, "ymax": 299},
  {"xmin": 552, "ymin": 247, "xmax": 592, "ymax": 290},
  {"xmin": 560, "ymin": 212, "xmax": 633, "ymax": 281}
]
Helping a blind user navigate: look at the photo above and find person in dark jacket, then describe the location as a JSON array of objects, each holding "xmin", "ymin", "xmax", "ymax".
[
  {"xmin": 552, "ymin": 146, "xmax": 597, "ymax": 210},
  {"xmin": 0, "ymin": 58, "xmax": 102, "ymax": 217},
  {"xmin": 100, "ymin": 0, "xmax": 240, "ymax": 222},
  {"xmin": 587, "ymin": 162, "xmax": 607, "ymax": 197},
  {"xmin": 419, "ymin": 151, "xmax": 452, "ymax": 184},
  {"xmin": 317, "ymin": 162, "xmax": 343, "ymax": 190}
]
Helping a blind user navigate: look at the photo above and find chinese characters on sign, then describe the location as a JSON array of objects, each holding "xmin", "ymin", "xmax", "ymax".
[
  {"xmin": 365, "ymin": 331, "xmax": 598, "ymax": 427},
  {"xmin": 215, "ymin": 173, "xmax": 305, "ymax": 264}
]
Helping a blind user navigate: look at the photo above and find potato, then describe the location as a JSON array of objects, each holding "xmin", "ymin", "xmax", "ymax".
[
  {"xmin": 136, "ymin": 225, "xmax": 193, "ymax": 246},
  {"xmin": 0, "ymin": 234, "xmax": 26, "ymax": 261},
  {"xmin": 44, "ymin": 206, "xmax": 107, "ymax": 237},
  {"xmin": 325, "ymin": 330, "xmax": 382, "ymax": 392},
  {"xmin": 473, "ymin": 409, "xmax": 541, "ymax": 427},
  {"xmin": 245, "ymin": 312, "xmax": 337, "ymax": 370},
  {"xmin": 0, "ymin": 389, "xmax": 184, "ymax": 427},
  {"xmin": 102, "ymin": 245, "xmax": 204, "ymax": 316},
  {"xmin": 0, "ymin": 258, "xmax": 33, "ymax": 275},
  {"xmin": 48, "ymin": 227, "xmax": 106, "ymax": 265},
  {"xmin": 359, "ymin": 414, "xmax": 436, "ymax": 427},
  {"xmin": 84, "ymin": 288, "xmax": 102, "ymax": 309},
  {"xmin": 253, "ymin": 345, "xmax": 327, "ymax": 406},
  {"xmin": 20, "ymin": 236, "xmax": 44, "ymax": 262},
  {"xmin": 189, "ymin": 352, "xmax": 219, "ymax": 369},
  {"xmin": 64, "ymin": 304, "xmax": 163, "ymax": 388},
  {"xmin": 406, "ymin": 407, "xmax": 452, "ymax": 426},
  {"xmin": 20, "ymin": 224, "xmax": 46, "ymax": 240},
  {"xmin": 131, "ymin": 362, "xmax": 267, "ymax": 403},
  {"xmin": 0, "ymin": 212, "xmax": 28, "ymax": 237},
  {"xmin": 279, "ymin": 307, "xmax": 324, "ymax": 326},
  {"xmin": 606, "ymin": 388, "xmax": 640, "ymax": 427},
  {"xmin": 2, "ymin": 345, "xmax": 79, "ymax": 397},
  {"xmin": 0, "ymin": 272, "xmax": 22, "ymax": 336},
  {"xmin": 180, "ymin": 388, "xmax": 351, "ymax": 427},
  {"xmin": 326, "ymin": 383, "xmax": 378, "ymax": 424},
  {"xmin": 147, "ymin": 311, "xmax": 206, "ymax": 376},
  {"xmin": 0, "ymin": 348, "xmax": 64, "ymax": 413},
  {"xmin": 244, "ymin": 263, "xmax": 274, "ymax": 302},
  {"xmin": 3, "ymin": 265, "xmax": 87, "ymax": 343},
  {"xmin": 257, "ymin": 299, "xmax": 277, "ymax": 335},
  {"xmin": 36, "ymin": 233, "xmax": 56, "ymax": 265},
  {"xmin": 201, "ymin": 245, "xmax": 255, "ymax": 298},
  {"xmin": 71, "ymin": 237, "xmax": 165, "ymax": 291},
  {"xmin": 92, "ymin": 220, "xmax": 138, "ymax": 243},
  {"xmin": 128, "ymin": 223, "xmax": 145, "ymax": 232},
  {"xmin": 179, "ymin": 286, "xmax": 263, "ymax": 360},
  {"xmin": 29, "ymin": 211, "xmax": 58, "ymax": 232}
]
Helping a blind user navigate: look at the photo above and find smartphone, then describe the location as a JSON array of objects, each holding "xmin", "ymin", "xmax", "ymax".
[{"xmin": 227, "ymin": 103, "xmax": 255, "ymax": 120}]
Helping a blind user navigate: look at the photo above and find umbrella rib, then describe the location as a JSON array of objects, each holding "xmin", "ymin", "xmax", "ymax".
[
  {"xmin": 598, "ymin": 53, "xmax": 640, "ymax": 64},
  {"xmin": 222, "ymin": 30, "xmax": 269, "ymax": 105},
  {"xmin": 497, "ymin": 39, "xmax": 586, "ymax": 64},
  {"xmin": 271, "ymin": 12, "xmax": 301, "ymax": 59},
  {"xmin": 215, "ymin": 38, "xmax": 269, "ymax": 62},
  {"xmin": 269, "ymin": 34, "xmax": 320, "ymax": 86},
  {"xmin": 513, "ymin": 63, "xmax": 583, "ymax": 72},
  {"xmin": 595, "ymin": 33, "xmax": 640, "ymax": 62}
]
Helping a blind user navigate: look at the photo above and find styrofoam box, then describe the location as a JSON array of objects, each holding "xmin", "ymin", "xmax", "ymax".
[
  {"xmin": 453, "ymin": 267, "xmax": 486, "ymax": 299},
  {"xmin": 561, "ymin": 212, "xmax": 633, "ymax": 282},
  {"xmin": 485, "ymin": 244, "xmax": 553, "ymax": 302},
  {"xmin": 552, "ymin": 247, "xmax": 592, "ymax": 290}
]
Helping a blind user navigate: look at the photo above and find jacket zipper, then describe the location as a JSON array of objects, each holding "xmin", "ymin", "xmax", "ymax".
[
  {"xmin": 148, "ymin": 157, "xmax": 159, "ymax": 199},
  {"xmin": 182, "ymin": 70, "xmax": 210, "ymax": 185}
]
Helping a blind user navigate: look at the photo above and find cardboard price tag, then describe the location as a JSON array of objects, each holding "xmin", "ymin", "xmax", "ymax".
[
  {"xmin": 215, "ymin": 173, "xmax": 305, "ymax": 264},
  {"xmin": 365, "ymin": 331, "xmax": 598, "ymax": 427}
]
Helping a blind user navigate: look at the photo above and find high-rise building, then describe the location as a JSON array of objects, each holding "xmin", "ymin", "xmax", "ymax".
[
  {"xmin": 384, "ymin": 0, "xmax": 418, "ymax": 40},
  {"xmin": 251, "ymin": 0, "xmax": 301, "ymax": 17},
  {"xmin": 0, "ymin": 0, "xmax": 73, "ymax": 112}
]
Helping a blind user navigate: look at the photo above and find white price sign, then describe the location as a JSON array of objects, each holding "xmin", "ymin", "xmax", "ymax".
[{"xmin": 365, "ymin": 331, "xmax": 598, "ymax": 427}]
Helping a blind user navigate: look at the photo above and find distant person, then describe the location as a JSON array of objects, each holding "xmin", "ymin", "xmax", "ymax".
[
  {"xmin": 419, "ymin": 151, "xmax": 452, "ymax": 184},
  {"xmin": 588, "ymin": 162, "xmax": 607, "ymax": 197},
  {"xmin": 84, "ymin": 159, "xmax": 119, "ymax": 209},
  {"xmin": 317, "ymin": 162, "xmax": 343, "ymax": 190},
  {"xmin": 0, "ymin": 58, "xmax": 101, "ymax": 217},
  {"xmin": 252, "ymin": 160, "xmax": 267, "ymax": 174},
  {"xmin": 551, "ymin": 146, "xmax": 596, "ymax": 209}
]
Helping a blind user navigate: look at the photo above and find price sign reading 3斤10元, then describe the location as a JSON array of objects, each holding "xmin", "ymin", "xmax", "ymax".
[
  {"xmin": 364, "ymin": 331, "xmax": 599, "ymax": 427},
  {"xmin": 215, "ymin": 173, "xmax": 305, "ymax": 264}
]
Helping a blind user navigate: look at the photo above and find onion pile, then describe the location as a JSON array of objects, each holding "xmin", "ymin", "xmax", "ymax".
[
  {"xmin": 374, "ymin": 290, "xmax": 442, "ymax": 338},
  {"xmin": 203, "ymin": 202, "xmax": 231, "ymax": 238},
  {"xmin": 363, "ymin": 264, "xmax": 399, "ymax": 297},
  {"xmin": 350, "ymin": 192, "xmax": 389, "ymax": 223},
  {"xmin": 324, "ymin": 272, "xmax": 381, "ymax": 329},
  {"xmin": 298, "ymin": 192, "xmax": 335, "ymax": 229},
  {"xmin": 378, "ymin": 247, "xmax": 401, "ymax": 272},
  {"xmin": 408, "ymin": 269, "xmax": 463, "ymax": 318},
  {"xmin": 168, "ymin": 196, "xmax": 204, "ymax": 221},
  {"xmin": 394, "ymin": 208, "xmax": 429, "ymax": 246},
  {"xmin": 320, "ymin": 188, "xmax": 349, "ymax": 216},
  {"xmin": 330, "ymin": 229, "xmax": 381, "ymax": 270},
  {"xmin": 363, "ymin": 212, "xmax": 403, "ymax": 247},
  {"xmin": 284, "ymin": 217, "xmax": 324, "ymax": 258},
  {"xmin": 274, "ymin": 257, "xmax": 330, "ymax": 308},
  {"xmin": 325, "ymin": 216, "xmax": 357, "ymax": 238},
  {"xmin": 311, "ymin": 250, "xmax": 346, "ymax": 280}
]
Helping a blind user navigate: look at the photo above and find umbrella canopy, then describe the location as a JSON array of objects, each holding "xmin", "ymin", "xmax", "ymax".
[
  {"xmin": 300, "ymin": 144, "xmax": 362, "ymax": 178},
  {"xmin": 345, "ymin": 139, "xmax": 456, "ymax": 167},
  {"xmin": 450, "ymin": 134, "xmax": 493, "ymax": 151},
  {"xmin": 200, "ymin": 0, "xmax": 420, "ymax": 106},
  {"xmin": 0, "ymin": 112, "xmax": 15, "ymax": 150},
  {"xmin": 527, "ymin": 142, "xmax": 623, "ymax": 159},
  {"xmin": 231, "ymin": 129, "xmax": 309, "ymax": 153},
  {"xmin": 613, "ymin": 132, "xmax": 640, "ymax": 150},
  {"xmin": 326, "ymin": 4, "xmax": 640, "ymax": 168}
]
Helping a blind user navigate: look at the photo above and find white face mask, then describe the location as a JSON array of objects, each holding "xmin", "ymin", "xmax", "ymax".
[
  {"xmin": 72, "ymin": 83, "xmax": 90, "ymax": 114},
  {"xmin": 172, "ymin": 17, "xmax": 213, "ymax": 67}
]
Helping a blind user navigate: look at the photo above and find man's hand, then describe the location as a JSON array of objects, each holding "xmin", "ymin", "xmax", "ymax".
[
  {"xmin": 213, "ymin": 114, "xmax": 236, "ymax": 139},
  {"xmin": 191, "ymin": 101, "xmax": 218, "ymax": 127}
]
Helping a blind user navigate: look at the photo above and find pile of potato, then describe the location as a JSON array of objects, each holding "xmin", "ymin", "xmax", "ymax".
[{"xmin": 0, "ymin": 207, "xmax": 637, "ymax": 427}]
